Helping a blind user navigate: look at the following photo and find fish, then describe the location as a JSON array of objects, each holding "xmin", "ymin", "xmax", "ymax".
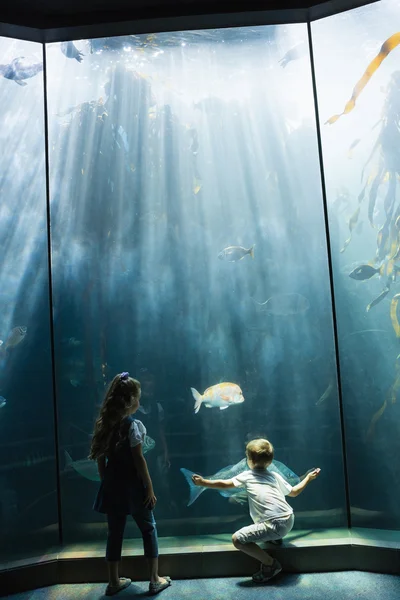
[
  {"xmin": 61, "ymin": 337, "xmax": 82, "ymax": 347},
  {"xmin": 61, "ymin": 41, "xmax": 84, "ymax": 63},
  {"xmin": 180, "ymin": 457, "xmax": 301, "ymax": 507},
  {"xmin": 218, "ymin": 245, "xmax": 255, "ymax": 262},
  {"xmin": 316, "ymin": 382, "xmax": 334, "ymax": 406},
  {"xmin": 252, "ymin": 293, "xmax": 310, "ymax": 316},
  {"xmin": 193, "ymin": 176, "xmax": 202, "ymax": 194},
  {"xmin": 64, "ymin": 435, "xmax": 156, "ymax": 482},
  {"xmin": 0, "ymin": 453, "xmax": 54, "ymax": 473},
  {"xmin": 0, "ymin": 396, "xmax": 6, "ymax": 409},
  {"xmin": 2, "ymin": 326, "xmax": 27, "ymax": 351},
  {"xmin": 0, "ymin": 57, "xmax": 43, "ymax": 86},
  {"xmin": 340, "ymin": 205, "xmax": 361, "ymax": 253},
  {"xmin": 349, "ymin": 265, "xmax": 382, "ymax": 281},
  {"xmin": 326, "ymin": 32, "xmax": 400, "ymax": 125},
  {"xmin": 191, "ymin": 382, "xmax": 244, "ymax": 414},
  {"xmin": 348, "ymin": 138, "xmax": 361, "ymax": 159},
  {"xmin": 366, "ymin": 286, "xmax": 390, "ymax": 312},
  {"xmin": 279, "ymin": 41, "xmax": 306, "ymax": 68}
]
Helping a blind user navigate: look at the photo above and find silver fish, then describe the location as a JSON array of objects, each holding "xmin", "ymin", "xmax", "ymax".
[
  {"xmin": 252, "ymin": 293, "xmax": 310, "ymax": 316},
  {"xmin": 218, "ymin": 245, "xmax": 255, "ymax": 262},
  {"xmin": 316, "ymin": 381, "xmax": 334, "ymax": 406},
  {"xmin": 180, "ymin": 457, "xmax": 300, "ymax": 506},
  {"xmin": 5, "ymin": 326, "xmax": 27, "ymax": 349},
  {"xmin": 65, "ymin": 434, "xmax": 156, "ymax": 482},
  {"xmin": 0, "ymin": 396, "xmax": 6, "ymax": 409}
]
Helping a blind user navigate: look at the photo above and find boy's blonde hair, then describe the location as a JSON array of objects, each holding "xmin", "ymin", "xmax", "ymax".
[{"xmin": 246, "ymin": 438, "xmax": 274, "ymax": 468}]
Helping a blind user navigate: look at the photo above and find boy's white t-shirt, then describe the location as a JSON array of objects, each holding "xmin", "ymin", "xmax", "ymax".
[{"xmin": 231, "ymin": 468, "xmax": 294, "ymax": 523}]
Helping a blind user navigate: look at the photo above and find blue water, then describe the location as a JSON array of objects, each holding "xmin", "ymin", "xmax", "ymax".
[{"xmin": 1, "ymin": 0, "xmax": 400, "ymax": 564}]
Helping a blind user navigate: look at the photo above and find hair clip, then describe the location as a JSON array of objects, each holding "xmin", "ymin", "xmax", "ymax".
[{"xmin": 120, "ymin": 371, "xmax": 129, "ymax": 381}]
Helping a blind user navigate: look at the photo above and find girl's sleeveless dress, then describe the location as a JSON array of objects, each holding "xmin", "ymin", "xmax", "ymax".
[{"xmin": 93, "ymin": 415, "xmax": 147, "ymax": 514}]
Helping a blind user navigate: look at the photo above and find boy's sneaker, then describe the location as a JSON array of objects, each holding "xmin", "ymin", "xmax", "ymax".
[
  {"xmin": 269, "ymin": 538, "xmax": 283, "ymax": 546},
  {"xmin": 252, "ymin": 558, "xmax": 282, "ymax": 583}
]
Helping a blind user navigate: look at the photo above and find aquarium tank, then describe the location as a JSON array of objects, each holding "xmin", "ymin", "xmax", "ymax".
[{"xmin": 0, "ymin": 0, "xmax": 399, "ymax": 567}]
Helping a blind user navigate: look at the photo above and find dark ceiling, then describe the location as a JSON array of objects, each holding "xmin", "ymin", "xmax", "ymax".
[{"xmin": 0, "ymin": 0, "xmax": 378, "ymax": 41}]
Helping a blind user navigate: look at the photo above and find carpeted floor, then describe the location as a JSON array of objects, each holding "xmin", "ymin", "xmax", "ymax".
[{"xmin": 3, "ymin": 571, "xmax": 400, "ymax": 600}]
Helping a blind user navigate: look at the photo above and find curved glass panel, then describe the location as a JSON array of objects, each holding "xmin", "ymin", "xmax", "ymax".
[
  {"xmin": 46, "ymin": 24, "xmax": 346, "ymax": 549},
  {"xmin": 0, "ymin": 37, "xmax": 58, "ymax": 566},
  {"xmin": 312, "ymin": 0, "xmax": 400, "ymax": 529}
]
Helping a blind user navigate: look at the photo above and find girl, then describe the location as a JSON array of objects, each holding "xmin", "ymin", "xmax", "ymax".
[{"xmin": 89, "ymin": 371, "xmax": 172, "ymax": 596}]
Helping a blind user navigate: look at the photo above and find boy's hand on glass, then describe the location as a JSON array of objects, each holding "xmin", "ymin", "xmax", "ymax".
[
  {"xmin": 192, "ymin": 474, "xmax": 204, "ymax": 486},
  {"xmin": 308, "ymin": 468, "xmax": 321, "ymax": 480},
  {"xmin": 144, "ymin": 491, "xmax": 157, "ymax": 509}
]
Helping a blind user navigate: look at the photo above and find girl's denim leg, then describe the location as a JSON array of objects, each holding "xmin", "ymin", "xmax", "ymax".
[
  {"xmin": 132, "ymin": 506, "xmax": 159, "ymax": 558},
  {"xmin": 106, "ymin": 513, "xmax": 127, "ymax": 561}
]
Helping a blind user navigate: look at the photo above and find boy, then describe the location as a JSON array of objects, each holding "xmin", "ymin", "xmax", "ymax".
[{"xmin": 192, "ymin": 438, "xmax": 320, "ymax": 583}]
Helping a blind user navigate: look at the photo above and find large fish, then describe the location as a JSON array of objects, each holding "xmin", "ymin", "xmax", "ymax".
[
  {"xmin": 180, "ymin": 458, "xmax": 301, "ymax": 507},
  {"xmin": 0, "ymin": 57, "xmax": 43, "ymax": 86},
  {"xmin": 65, "ymin": 434, "xmax": 156, "ymax": 482},
  {"xmin": 191, "ymin": 382, "xmax": 244, "ymax": 413}
]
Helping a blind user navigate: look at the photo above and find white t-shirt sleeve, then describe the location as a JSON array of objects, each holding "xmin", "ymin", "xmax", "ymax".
[
  {"xmin": 231, "ymin": 471, "xmax": 250, "ymax": 488},
  {"xmin": 128, "ymin": 419, "xmax": 147, "ymax": 448},
  {"xmin": 273, "ymin": 472, "xmax": 293, "ymax": 495}
]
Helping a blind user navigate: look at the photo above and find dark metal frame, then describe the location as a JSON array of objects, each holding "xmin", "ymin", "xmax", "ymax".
[
  {"xmin": 41, "ymin": 45, "xmax": 64, "ymax": 545},
  {"xmin": 0, "ymin": 0, "xmax": 379, "ymax": 42},
  {"xmin": 307, "ymin": 21, "xmax": 352, "ymax": 529}
]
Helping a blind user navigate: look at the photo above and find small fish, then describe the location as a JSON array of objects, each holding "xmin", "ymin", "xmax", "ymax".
[
  {"xmin": 218, "ymin": 245, "xmax": 255, "ymax": 262},
  {"xmin": 191, "ymin": 382, "xmax": 244, "ymax": 414},
  {"xmin": 180, "ymin": 457, "xmax": 300, "ymax": 506},
  {"xmin": 316, "ymin": 382, "xmax": 334, "ymax": 406},
  {"xmin": 348, "ymin": 138, "xmax": 361, "ymax": 159},
  {"xmin": 4, "ymin": 326, "xmax": 27, "ymax": 350},
  {"xmin": 0, "ymin": 396, "xmax": 6, "ymax": 409},
  {"xmin": 366, "ymin": 286, "xmax": 390, "ymax": 312},
  {"xmin": 62, "ymin": 337, "xmax": 82, "ymax": 347},
  {"xmin": 349, "ymin": 265, "xmax": 382, "ymax": 281},
  {"xmin": 61, "ymin": 41, "xmax": 84, "ymax": 63},
  {"xmin": 252, "ymin": 293, "xmax": 310, "ymax": 316},
  {"xmin": 279, "ymin": 41, "xmax": 306, "ymax": 68},
  {"xmin": 193, "ymin": 176, "xmax": 202, "ymax": 194}
]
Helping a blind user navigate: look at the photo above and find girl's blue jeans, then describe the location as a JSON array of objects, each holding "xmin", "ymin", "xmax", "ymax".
[{"xmin": 106, "ymin": 507, "xmax": 159, "ymax": 561}]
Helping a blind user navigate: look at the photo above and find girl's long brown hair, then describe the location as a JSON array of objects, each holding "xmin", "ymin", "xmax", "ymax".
[{"xmin": 89, "ymin": 373, "xmax": 141, "ymax": 460}]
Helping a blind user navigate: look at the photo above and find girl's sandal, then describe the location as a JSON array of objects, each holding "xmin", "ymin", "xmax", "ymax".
[
  {"xmin": 149, "ymin": 576, "xmax": 172, "ymax": 595},
  {"xmin": 105, "ymin": 577, "xmax": 132, "ymax": 596}
]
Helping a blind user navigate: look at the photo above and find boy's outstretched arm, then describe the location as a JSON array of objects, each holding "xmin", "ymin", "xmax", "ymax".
[
  {"xmin": 192, "ymin": 474, "xmax": 235, "ymax": 490},
  {"xmin": 289, "ymin": 468, "xmax": 321, "ymax": 497}
]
